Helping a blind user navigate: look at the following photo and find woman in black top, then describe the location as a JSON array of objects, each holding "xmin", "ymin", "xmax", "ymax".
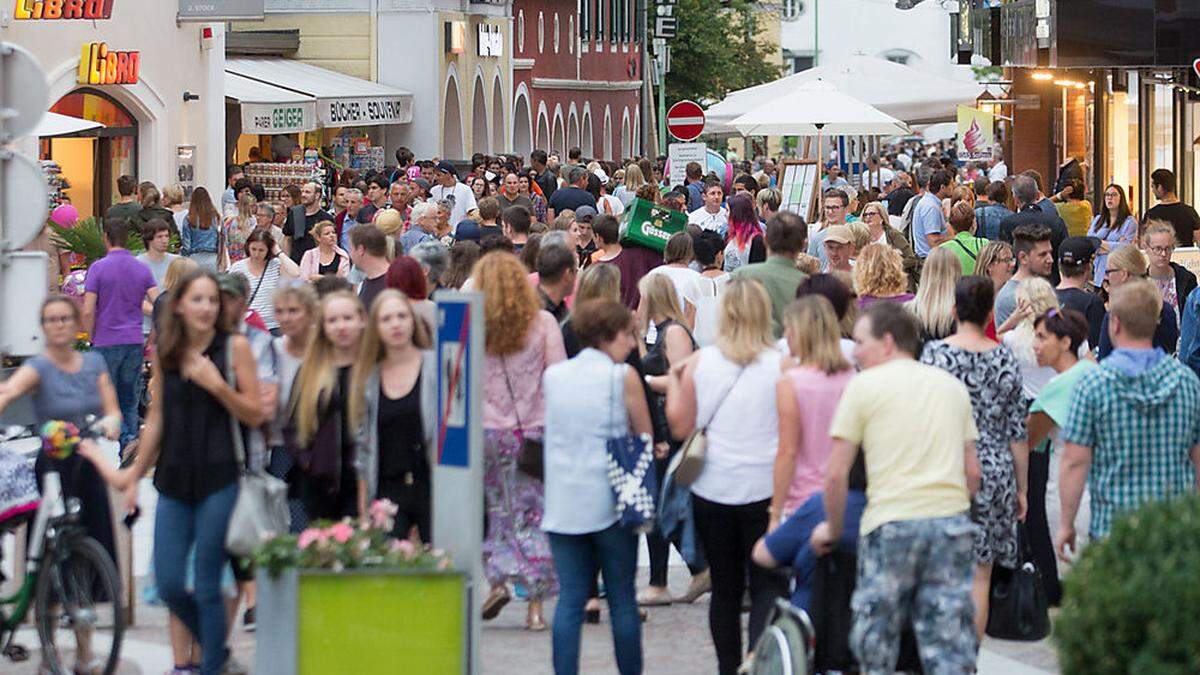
[
  {"xmin": 349, "ymin": 290, "xmax": 437, "ymax": 541},
  {"xmin": 84, "ymin": 268, "xmax": 264, "ymax": 675},
  {"xmin": 287, "ymin": 290, "xmax": 367, "ymax": 521},
  {"xmin": 635, "ymin": 274, "xmax": 710, "ymax": 606}
]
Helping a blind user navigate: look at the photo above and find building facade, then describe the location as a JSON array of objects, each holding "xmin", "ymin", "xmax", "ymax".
[
  {"xmin": 3, "ymin": 2, "xmax": 226, "ymax": 219},
  {"xmin": 512, "ymin": 0, "xmax": 644, "ymax": 161}
]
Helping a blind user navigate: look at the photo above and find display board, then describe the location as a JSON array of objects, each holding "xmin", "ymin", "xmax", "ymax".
[{"xmin": 779, "ymin": 160, "xmax": 820, "ymax": 224}]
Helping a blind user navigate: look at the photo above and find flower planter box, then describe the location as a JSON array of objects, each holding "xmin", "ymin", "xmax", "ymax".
[{"xmin": 256, "ymin": 567, "xmax": 470, "ymax": 675}]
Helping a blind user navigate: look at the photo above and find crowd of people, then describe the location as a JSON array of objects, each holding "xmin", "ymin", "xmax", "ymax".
[{"xmin": 3, "ymin": 140, "xmax": 1200, "ymax": 675}]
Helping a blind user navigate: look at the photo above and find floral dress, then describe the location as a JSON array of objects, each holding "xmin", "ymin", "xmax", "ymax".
[
  {"xmin": 481, "ymin": 311, "xmax": 566, "ymax": 598},
  {"xmin": 920, "ymin": 341, "xmax": 1029, "ymax": 567},
  {"xmin": 222, "ymin": 217, "xmax": 252, "ymax": 265}
]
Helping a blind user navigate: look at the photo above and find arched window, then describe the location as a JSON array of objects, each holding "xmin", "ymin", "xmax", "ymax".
[{"xmin": 782, "ymin": 0, "xmax": 804, "ymax": 21}]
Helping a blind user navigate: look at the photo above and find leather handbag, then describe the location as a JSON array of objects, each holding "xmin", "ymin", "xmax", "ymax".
[
  {"xmin": 223, "ymin": 335, "xmax": 291, "ymax": 557},
  {"xmin": 667, "ymin": 365, "xmax": 746, "ymax": 487},
  {"xmin": 985, "ymin": 525, "xmax": 1051, "ymax": 641},
  {"xmin": 501, "ymin": 358, "xmax": 544, "ymax": 482},
  {"xmin": 604, "ymin": 366, "xmax": 657, "ymax": 533}
]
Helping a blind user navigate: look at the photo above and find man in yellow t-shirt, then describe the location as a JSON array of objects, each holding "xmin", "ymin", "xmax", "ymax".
[{"xmin": 813, "ymin": 302, "xmax": 982, "ymax": 672}]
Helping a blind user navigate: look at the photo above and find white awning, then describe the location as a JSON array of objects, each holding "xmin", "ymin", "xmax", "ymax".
[
  {"xmin": 225, "ymin": 72, "xmax": 318, "ymax": 134},
  {"xmin": 34, "ymin": 111, "xmax": 104, "ymax": 137},
  {"xmin": 226, "ymin": 58, "xmax": 413, "ymax": 129}
]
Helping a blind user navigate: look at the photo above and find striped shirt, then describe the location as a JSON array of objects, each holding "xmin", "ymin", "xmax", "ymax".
[{"xmin": 230, "ymin": 257, "xmax": 283, "ymax": 330}]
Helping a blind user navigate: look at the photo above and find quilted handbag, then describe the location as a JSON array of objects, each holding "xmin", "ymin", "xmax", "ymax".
[
  {"xmin": 0, "ymin": 445, "xmax": 38, "ymax": 528},
  {"xmin": 604, "ymin": 366, "xmax": 657, "ymax": 533}
]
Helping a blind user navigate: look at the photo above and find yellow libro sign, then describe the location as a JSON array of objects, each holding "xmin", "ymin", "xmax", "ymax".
[{"xmin": 77, "ymin": 42, "xmax": 140, "ymax": 85}]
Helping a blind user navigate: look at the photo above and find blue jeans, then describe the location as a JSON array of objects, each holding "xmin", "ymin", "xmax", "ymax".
[
  {"xmin": 95, "ymin": 343, "xmax": 142, "ymax": 448},
  {"xmin": 763, "ymin": 490, "xmax": 867, "ymax": 612},
  {"xmin": 154, "ymin": 482, "xmax": 239, "ymax": 675},
  {"xmin": 548, "ymin": 524, "xmax": 642, "ymax": 675}
]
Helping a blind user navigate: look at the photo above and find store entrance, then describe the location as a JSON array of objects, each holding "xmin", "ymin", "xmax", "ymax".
[{"xmin": 40, "ymin": 89, "xmax": 138, "ymax": 220}]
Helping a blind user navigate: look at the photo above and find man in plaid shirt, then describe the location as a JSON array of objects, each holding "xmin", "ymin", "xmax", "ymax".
[{"xmin": 1057, "ymin": 279, "xmax": 1200, "ymax": 561}]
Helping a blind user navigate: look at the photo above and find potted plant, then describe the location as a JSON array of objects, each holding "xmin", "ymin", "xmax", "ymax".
[
  {"xmin": 253, "ymin": 500, "xmax": 469, "ymax": 674},
  {"xmin": 1054, "ymin": 494, "xmax": 1200, "ymax": 673}
]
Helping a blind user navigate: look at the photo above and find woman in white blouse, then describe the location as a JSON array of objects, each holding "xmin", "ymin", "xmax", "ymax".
[
  {"xmin": 667, "ymin": 277, "xmax": 787, "ymax": 675},
  {"xmin": 543, "ymin": 299, "xmax": 652, "ymax": 675}
]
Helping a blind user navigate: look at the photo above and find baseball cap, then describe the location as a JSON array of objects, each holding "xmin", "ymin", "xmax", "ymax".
[
  {"xmin": 412, "ymin": 177, "xmax": 431, "ymax": 193},
  {"xmin": 217, "ymin": 272, "xmax": 249, "ymax": 299},
  {"xmin": 593, "ymin": 168, "xmax": 610, "ymax": 184},
  {"xmin": 454, "ymin": 219, "xmax": 482, "ymax": 242},
  {"xmin": 823, "ymin": 225, "xmax": 854, "ymax": 245},
  {"xmin": 433, "ymin": 160, "xmax": 457, "ymax": 175},
  {"xmin": 1059, "ymin": 236, "xmax": 1099, "ymax": 266},
  {"xmin": 574, "ymin": 205, "xmax": 598, "ymax": 222}
]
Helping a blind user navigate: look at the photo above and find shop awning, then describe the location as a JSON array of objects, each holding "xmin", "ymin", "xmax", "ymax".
[
  {"xmin": 34, "ymin": 111, "xmax": 104, "ymax": 137},
  {"xmin": 226, "ymin": 58, "xmax": 413, "ymax": 129},
  {"xmin": 226, "ymin": 71, "xmax": 318, "ymax": 135}
]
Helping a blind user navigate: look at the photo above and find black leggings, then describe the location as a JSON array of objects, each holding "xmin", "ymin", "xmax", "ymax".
[
  {"xmin": 1022, "ymin": 448, "xmax": 1061, "ymax": 605},
  {"xmin": 692, "ymin": 494, "xmax": 787, "ymax": 675},
  {"xmin": 647, "ymin": 454, "xmax": 706, "ymax": 586}
]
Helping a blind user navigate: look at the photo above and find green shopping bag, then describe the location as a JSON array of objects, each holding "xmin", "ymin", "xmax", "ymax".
[{"xmin": 619, "ymin": 198, "xmax": 687, "ymax": 252}]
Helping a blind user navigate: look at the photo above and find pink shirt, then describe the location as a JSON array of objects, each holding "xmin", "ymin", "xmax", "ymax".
[
  {"xmin": 783, "ymin": 366, "xmax": 855, "ymax": 513},
  {"xmin": 483, "ymin": 310, "xmax": 567, "ymax": 430}
]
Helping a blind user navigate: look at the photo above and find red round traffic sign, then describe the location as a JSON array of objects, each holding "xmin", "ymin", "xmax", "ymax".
[{"xmin": 666, "ymin": 100, "xmax": 706, "ymax": 142}]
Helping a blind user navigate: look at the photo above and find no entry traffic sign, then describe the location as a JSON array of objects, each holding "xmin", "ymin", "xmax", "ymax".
[{"xmin": 667, "ymin": 100, "xmax": 705, "ymax": 142}]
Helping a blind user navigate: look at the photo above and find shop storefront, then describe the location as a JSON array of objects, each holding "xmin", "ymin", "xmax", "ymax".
[
  {"xmin": 225, "ymin": 57, "xmax": 413, "ymax": 190},
  {"xmin": 962, "ymin": 1, "xmax": 1200, "ymax": 215},
  {"xmin": 5, "ymin": 2, "xmax": 225, "ymax": 220}
]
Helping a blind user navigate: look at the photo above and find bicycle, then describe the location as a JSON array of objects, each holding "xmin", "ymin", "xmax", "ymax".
[{"xmin": 0, "ymin": 417, "xmax": 125, "ymax": 674}]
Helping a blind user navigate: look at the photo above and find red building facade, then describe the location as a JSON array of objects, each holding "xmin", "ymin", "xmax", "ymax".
[{"xmin": 511, "ymin": 0, "xmax": 644, "ymax": 162}]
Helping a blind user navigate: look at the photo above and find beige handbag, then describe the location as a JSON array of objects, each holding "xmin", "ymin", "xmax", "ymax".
[{"xmin": 667, "ymin": 367, "xmax": 746, "ymax": 487}]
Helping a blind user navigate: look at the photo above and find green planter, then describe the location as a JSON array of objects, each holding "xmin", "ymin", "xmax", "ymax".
[{"xmin": 256, "ymin": 567, "xmax": 470, "ymax": 674}]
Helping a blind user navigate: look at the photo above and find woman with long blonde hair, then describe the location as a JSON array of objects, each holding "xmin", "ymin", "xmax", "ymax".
[
  {"xmin": 222, "ymin": 192, "xmax": 257, "ymax": 266},
  {"xmin": 854, "ymin": 242, "xmax": 914, "ymax": 309},
  {"xmin": 667, "ymin": 278, "xmax": 786, "ymax": 674},
  {"xmin": 1001, "ymin": 277, "xmax": 1062, "ymax": 398},
  {"xmin": 475, "ymin": 252, "xmax": 566, "ymax": 631},
  {"xmin": 906, "ymin": 247, "xmax": 962, "ymax": 341},
  {"xmin": 563, "ymin": 263, "xmax": 622, "ymax": 357},
  {"xmin": 615, "ymin": 163, "xmax": 647, "ymax": 208},
  {"xmin": 267, "ymin": 283, "xmax": 318, "ymax": 531},
  {"xmin": 753, "ymin": 295, "xmax": 858, "ymax": 613},
  {"xmin": 348, "ymin": 290, "xmax": 436, "ymax": 540},
  {"xmin": 286, "ymin": 290, "xmax": 367, "ymax": 521},
  {"xmin": 636, "ymin": 273, "xmax": 709, "ymax": 606}
]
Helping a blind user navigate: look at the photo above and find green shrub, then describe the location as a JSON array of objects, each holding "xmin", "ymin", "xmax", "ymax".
[
  {"xmin": 1054, "ymin": 494, "xmax": 1200, "ymax": 674},
  {"xmin": 49, "ymin": 216, "xmax": 181, "ymax": 268}
]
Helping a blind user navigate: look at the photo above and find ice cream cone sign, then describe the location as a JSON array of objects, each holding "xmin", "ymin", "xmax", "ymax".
[{"xmin": 957, "ymin": 106, "xmax": 994, "ymax": 161}]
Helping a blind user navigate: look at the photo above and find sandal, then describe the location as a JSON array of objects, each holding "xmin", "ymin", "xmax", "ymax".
[{"xmin": 481, "ymin": 586, "xmax": 511, "ymax": 620}]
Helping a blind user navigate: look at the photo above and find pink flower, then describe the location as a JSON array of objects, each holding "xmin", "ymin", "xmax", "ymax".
[
  {"xmin": 369, "ymin": 499, "xmax": 400, "ymax": 530},
  {"xmin": 298, "ymin": 528, "xmax": 325, "ymax": 550},
  {"xmin": 390, "ymin": 538, "xmax": 417, "ymax": 559},
  {"xmin": 328, "ymin": 522, "xmax": 354, "ymax": 544}
]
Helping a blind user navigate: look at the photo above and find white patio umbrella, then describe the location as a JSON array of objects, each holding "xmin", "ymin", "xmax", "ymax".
[
  {"xmin": 728, "ymin": 79, "xmax": 908, "ymax": 138},
  {"xmin": 32, "ymin": 111, "xmax": 103, "ymax": 137}
]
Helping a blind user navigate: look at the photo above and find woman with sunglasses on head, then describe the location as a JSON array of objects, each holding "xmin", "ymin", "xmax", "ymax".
[
  {"xmin": 1086, "ymin": 184, "xmax": 1138, "ymax": 289},
  {"xmin": 0, "ymin": 296, "xmax": 122, "ymax": 675},
  {"xmin": 975, "ymin": 240, "xmax": 1015, "ymax": 340},
  {"xmin": 1097, "ymin": 244, "xmax": 1178, "ymax": 358},
  {"xmin": 1026, "ymin": 308, "xmax": 1095, "ymax": 607}
]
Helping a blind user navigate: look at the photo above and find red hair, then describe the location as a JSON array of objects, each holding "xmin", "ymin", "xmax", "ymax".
[{"xmin": 386, "ymin": 255, "xmax": 428, "ymax": 300}]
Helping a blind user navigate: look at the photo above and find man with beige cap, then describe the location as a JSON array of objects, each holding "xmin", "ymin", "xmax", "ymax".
[{"xmin": 822, "ymin": 224, "xmax": 856, "ymax": 273}]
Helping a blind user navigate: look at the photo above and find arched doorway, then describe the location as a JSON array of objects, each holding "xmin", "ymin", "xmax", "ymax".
[
  {"xmin": 621, "ymin": 108, "xmax": 631, "ymax": 160},
  {"xmin": 551, "ymin": 107, "xmax": 565, "ymax": 158},
  {"xmin": 513, "ymin": 88, "xmax": 533, "ymax": 158},
  {"xmin": 492, "ymin": 76, "xmax": 506, "ymax": 153},
  {"xmin": 471, "ymin": 75, "xmax": 489, "ymax": 154},
  {"xmin": 567, "ymin": 108, "xmax": 580, "ymax": 153},
  {"xmin": 443, "ymin": 72, "xmax": 465, "ymax": 160},
  {"xmin": 46, "ymin": 88, "xmax": 139, "ymax": 220},
  {"xmin": 581, "ymin": 106, "xmax": 594, "ymax": 159},
  {"xmin": 602, "ymin": 106, "xmax": 613, "ymax": 160},
  {"xmin": 536, "ymin": 105, "xmax": 550, "ymax": 151}
]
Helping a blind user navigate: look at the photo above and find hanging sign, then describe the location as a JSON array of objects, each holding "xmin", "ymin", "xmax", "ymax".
[
  {"xmin": 15, "ymin": 0, "xmax": 114, "ymax": 20},
  {"xmin": 77, "ymin": 43, "xmax": 139, "ymax": 85},
  {"xmin": 956, "ymin": 105, "xmax": 994, "ymax": 161},
  {"xmin": 178, "ymin": 0, "xmax": 264, "ymax": 21}
]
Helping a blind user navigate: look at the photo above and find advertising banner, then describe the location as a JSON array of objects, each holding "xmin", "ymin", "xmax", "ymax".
[{"xmin": 957, "ymin": 105, "xmax": 994, "ymax": 161}]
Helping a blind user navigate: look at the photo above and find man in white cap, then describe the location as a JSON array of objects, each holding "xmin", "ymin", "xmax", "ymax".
[{"xmin": 428, "ymin": 160, "xmax": 477, "ymax": 228}]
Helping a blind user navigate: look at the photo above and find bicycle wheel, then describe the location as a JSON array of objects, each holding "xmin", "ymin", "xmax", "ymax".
[{"xmin": 34, "ymin": 535, "xmax": 125, "ymax": 675}]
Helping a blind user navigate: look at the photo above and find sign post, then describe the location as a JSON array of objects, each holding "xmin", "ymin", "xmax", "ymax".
[
  {"xmin": 668, "ymin": 142, "xmax": 707, "ymax": 186},
  {"xmin": 433, "ymin": 290, "xmax": 483, "ymax": 675},
  {"xmin": 666, "ymin": 100, "xmax": 706, "ymax": 142}
]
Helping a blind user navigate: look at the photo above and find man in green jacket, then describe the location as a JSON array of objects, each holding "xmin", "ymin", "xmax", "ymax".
[{"xmin": 731, "ymin": 211, "xmax": 808, "ymax": 337}]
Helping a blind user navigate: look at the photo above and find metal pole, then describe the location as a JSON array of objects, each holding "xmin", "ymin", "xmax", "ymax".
[
  {"xmin": 813, "ymin": 0, "xmax": 819, "ymax": 67},
  {"xmin": 658, "ymin": 57, "xmax": 667, "ymax": 156}
]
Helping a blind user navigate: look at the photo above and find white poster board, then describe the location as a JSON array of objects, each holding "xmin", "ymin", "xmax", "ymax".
[
  {"xmin": 779, "ymin": 160, "xmax": 820, "ymax": 224},
  {"xmin": 668, "ymin": 142, "xmax": 707, "ymax": 186}
]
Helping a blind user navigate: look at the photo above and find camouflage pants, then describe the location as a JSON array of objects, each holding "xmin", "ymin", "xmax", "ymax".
[{"xmin": 851, "ymin": 514, "xmax": 978, "ymax": 674}]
